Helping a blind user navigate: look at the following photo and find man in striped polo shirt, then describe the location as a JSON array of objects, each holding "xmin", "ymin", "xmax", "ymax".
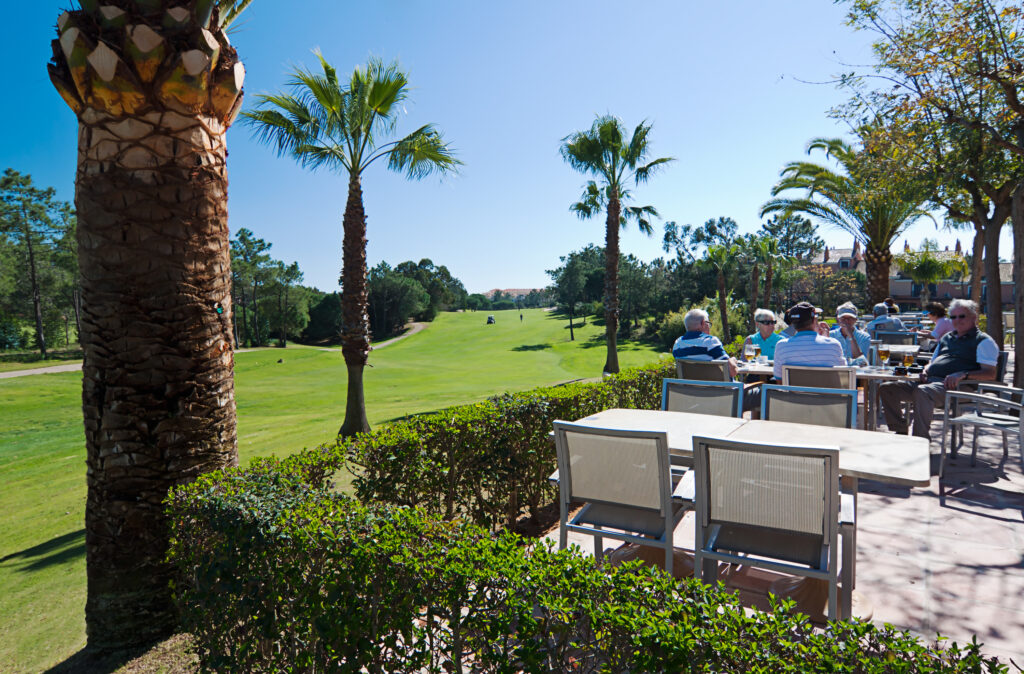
[
  {"xmin": 773, "ymin": 302, "xmax": 845, "ymax": 380},
  {"xmin": 672, "ymin": 308, "xmax": 737, "ymax": 378}
]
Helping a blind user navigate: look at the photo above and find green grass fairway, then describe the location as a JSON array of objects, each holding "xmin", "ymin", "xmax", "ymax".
[{"xmin": 0, "ymin": 308, "xmax": 662, "ymax": 672}]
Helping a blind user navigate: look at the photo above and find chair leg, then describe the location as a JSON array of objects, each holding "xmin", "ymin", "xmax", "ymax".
[
  {"xmin": 939, "ymin": 420, "xmax": 949, "ymax": 478},
  {"xmin": 665, "ymin": 544, "xmax": 673, "ymax": 577},
  {"xmin": 970, "ymin": 427, "xmax": 979, "ymax": 467},
  {"xmin": 828, "ymin": 578, "xmax": 838, "ymax": 622},
  {"xmin": 594, "ymin": 533, "xmax": 604, "ymax": 565},
  {"xmin": 1002, "ymin": 431, "xmax": 1009, "ymax": 461}
]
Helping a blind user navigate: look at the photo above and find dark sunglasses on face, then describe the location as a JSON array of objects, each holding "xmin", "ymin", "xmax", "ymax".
[
  {"xmin": 757, "ymin": 320, "xmax": 774, "ymax": 325},
  {"xmin": 950, "ymin": 314, "xmax": 970, "ymax": 319}
]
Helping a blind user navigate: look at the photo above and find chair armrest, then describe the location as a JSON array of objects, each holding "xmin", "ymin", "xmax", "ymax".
[
  {"xmin": 945, "ymin": 390, "xmax": 1023, "ymax": 414},
  {"xmin": 673, "ymin": 470, "xmax": 695, "ymax": 503},
  {"xmin": 976, "ymin": 383, "xmax": 1024, "ymax": 399}
]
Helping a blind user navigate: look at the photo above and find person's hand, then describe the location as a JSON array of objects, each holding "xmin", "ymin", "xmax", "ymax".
[
  {"xmin": 944, "ymin": 371, "xmax": 967, "ymax": 389},
  {"xmin": 728, "ymin": 357, "xmax": 738, "ymax": 379},
  {"xmin": 918, "ymin": 369, "xmax": 929, "ymax": 383}
]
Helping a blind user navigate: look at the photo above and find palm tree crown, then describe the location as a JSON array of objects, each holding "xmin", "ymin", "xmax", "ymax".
[
  {"xmin": 560, "ymin": 115, "xmax": 673, "ymax": 374},
  {"xmin": 761, "ymin": 137, "xmax": 932, "ymax": 303},
  {"xmin": 243, "ymin": 55, "xmax": 459, "ymax": 436}
]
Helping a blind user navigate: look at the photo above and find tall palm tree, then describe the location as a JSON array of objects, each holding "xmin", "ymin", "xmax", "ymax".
[
  {"xmin": 47, "ymin": 0, "xmax": 251, "ymax": 650},
  {"xmin": 244, "ymin": 55, "xmax": 459, "ymax": 436},
  {"xmin": 561, "ymin": 116, "xmax": 673, "ymax": 374},
  {"xmin": 761, "ymin": 137, "xmax": 932, "ymax": 304},
  {"xmin": 706, "ymin": 243, "xmax": 738, "ymax": 343}
]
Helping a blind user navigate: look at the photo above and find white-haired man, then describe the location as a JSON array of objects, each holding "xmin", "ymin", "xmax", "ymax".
[
  {"xmin": 879, "ymin": 299, "xmax": 998, "ymax": 439},
  {"xmin": 830, "ymin": 302, "xmax": 871, "ymax": 362},
  {"xmin": 672, "ymin": 308, "xmax": 737, "ymax": 377}
]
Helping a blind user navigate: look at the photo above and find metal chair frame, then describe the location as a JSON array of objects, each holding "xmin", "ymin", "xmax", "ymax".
[
  {"xmin": 661, "ymin": 378, "xmax": 744, "ymax": 417},
  {"xmin": 760, "ymin": 384, "xmax": 858, "ymax": 429},
  {"xmin": 675, "ymin": 357, "xmax": 732, "ymax": 382},
  {"xmin": 552, "ymin": 421, "xmax": 692, "ymax": 576}
]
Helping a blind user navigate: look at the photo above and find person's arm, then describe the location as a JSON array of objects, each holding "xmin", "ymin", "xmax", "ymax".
[
  {"xmin": 847, "ymin": 330, "xmax": 865, "ymax": 359},
  {"xmin": 944, "ymin": 364, "xmax": 997, "ymax": 389},
  {"xmin": 727, "ymin": 357, "xmax": 738, "ymax": 378}
]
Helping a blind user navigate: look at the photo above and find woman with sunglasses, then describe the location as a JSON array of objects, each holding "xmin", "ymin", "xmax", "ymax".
[{"xmin": 743, "ymin": 308, "xmax": 783, "ymax": 360}]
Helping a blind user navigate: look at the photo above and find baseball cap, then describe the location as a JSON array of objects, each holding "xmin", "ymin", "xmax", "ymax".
[
  {"xmin": 836, "ymin": 303, "xmax": 858, "ymax": 318},
  {"xmin": 785, "ymin": 301, "xmax": 818, "ymax": 324}
]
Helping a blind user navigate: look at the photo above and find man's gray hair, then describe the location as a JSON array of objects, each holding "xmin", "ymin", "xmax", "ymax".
[
  {"xmin": 949, "ymin": 298, "xmax": 979, "ymax": 317},
  {"xmin": 753, "ymin": 308, "xmax": 775, "ymax": 324},
  {"xmin": 683, "ymin": 308, "xmax": 709, "ymax": 332}
]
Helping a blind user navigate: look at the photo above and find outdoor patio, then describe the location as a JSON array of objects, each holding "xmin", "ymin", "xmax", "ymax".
[{"xmin": 547, "ymin": 390, "xmax": 1024, "ymax": 666}]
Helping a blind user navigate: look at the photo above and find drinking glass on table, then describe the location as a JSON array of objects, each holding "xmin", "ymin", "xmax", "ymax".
[
  {"xmin": 743, "ymin": 343, "xmax": 755, "ymax": 362},
  {"xmin": 903, "ymin": 352, "xmax": 915, "ymax": 368},
  {"xmin": 753, "ymin": 344, "xmax": 761, "ymax": 361},
  {"xmin": 878, "ymin": 345, "xmax": 891, "ymax": 370}
]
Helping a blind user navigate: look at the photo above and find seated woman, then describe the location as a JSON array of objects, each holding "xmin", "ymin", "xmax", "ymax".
[
  {"xmin": 743, "ymin": 308, "xmax": 783, "ymax": 360},
  {"xmin": 916, "ymin": 301, "xmax": 953, "ymax": 349}
]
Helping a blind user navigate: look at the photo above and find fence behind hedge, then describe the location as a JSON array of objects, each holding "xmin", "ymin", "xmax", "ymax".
[{"xmin": 282, "ymin": 358, "xmax": 675, "ymax": 529}]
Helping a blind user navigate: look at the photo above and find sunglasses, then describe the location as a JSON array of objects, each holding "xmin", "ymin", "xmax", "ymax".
[
  {"xmin": 757, "ymin": 320, "xmax": 775, "ymax": 325},
  {"xmin": 950, "ymin": 314, "xmax": 970, "ymax": 319}
]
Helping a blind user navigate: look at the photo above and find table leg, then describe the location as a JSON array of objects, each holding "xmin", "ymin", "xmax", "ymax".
[{"xmin": 867, "ymin": 379, "xmax": 879, "ymax": 431}]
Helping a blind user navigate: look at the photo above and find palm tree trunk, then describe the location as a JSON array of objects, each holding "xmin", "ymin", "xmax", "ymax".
[
  {"xmin": 717, "ymin": 273, "xmax": 730, "ymax": 343},
  {"xmin": 339, "ymin": 174, "xmax": 371, "ymax": 436},
  {"xmin": 749, "ymin": 262, "xmax": 760, "ymax": 332},
  {"xmin": 762, "ymin": 261, "xmax": 774, "ymax": 309},
  {"xmin": 76, "ymin": 110, "xmax": 238, "ymax": 649},
  {"xmin": 983, "ymin": 220, "xmax": 1003, "ymax": 348},
  {"xmin": 864, "ymin": 245, "xmax": 892, "ymax": 305},
  {"xmin": 970, "ymin": 224, "xmax": 984, "ymax": 304},
  {"xmin": 602, "ymin": 195, "xmax": 621, "ymax": 374}
]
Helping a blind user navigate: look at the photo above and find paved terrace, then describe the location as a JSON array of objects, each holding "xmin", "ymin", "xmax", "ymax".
[{"xmin": 546, "ymin": 371, "xmax": 1024, "ymax": 666}]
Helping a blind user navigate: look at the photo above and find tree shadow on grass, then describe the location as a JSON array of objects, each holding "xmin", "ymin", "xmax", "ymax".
[
  {"xmin": 1, "ymin": 528, "xmax": 85, "ymax": 572},
  {"xmin": 512, "ymin": 343, "xmax": 552, "ymax": 352}
]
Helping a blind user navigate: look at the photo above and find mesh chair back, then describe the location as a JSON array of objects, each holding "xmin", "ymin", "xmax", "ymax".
[
  {"xmin": 553, "ymin": 422, "xmax": 670, "ymax": 513},
  {"xmin": 876, "ymin": 330, "xmax": 917, "ymax": 345},
  {"xmin": 761, "ymin": 384, "xmax": 857, "ymax": 429},
  {"xmin": 782, "ymin": 365, "xmax": 856, "ymax": 389},
  {"xmin": 675, "ymin": 358, "xmax": 731, "ymax": 382},
  {"xmin": 692, "ymin": 437, "xmax": 837, "ymax": 537},
  {"xmin": 662, "ymin": 378, "xmax": 742, "ymax": 416},
  {"xmin": 996, "ymin": 351, "xmax": 1009, "ymax": 383}
]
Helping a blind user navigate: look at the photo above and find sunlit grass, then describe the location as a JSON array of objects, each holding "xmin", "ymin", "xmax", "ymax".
[{"xmin": 0, "ymin": 308, "xmax": 662, "ymax": 671}]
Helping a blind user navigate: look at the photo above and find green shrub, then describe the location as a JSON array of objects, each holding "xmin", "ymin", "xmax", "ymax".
[
  {"xmin": 168, "ymin": 490, "xmax": 1009, "ymax": 673},
  {"xmin": 281, "ymin": 359, "xmax": 674, "ymax": 530}
]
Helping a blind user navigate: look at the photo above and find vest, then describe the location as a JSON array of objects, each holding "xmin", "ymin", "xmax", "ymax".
[{"xmin": 928, "ymin": 328, "xmax": 988, "ymax": 379}]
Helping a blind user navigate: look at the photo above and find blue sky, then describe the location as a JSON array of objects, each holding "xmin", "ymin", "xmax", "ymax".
[{"xmin": 3, "ymin": 1, "xmax": 1013, "ymax": 293}]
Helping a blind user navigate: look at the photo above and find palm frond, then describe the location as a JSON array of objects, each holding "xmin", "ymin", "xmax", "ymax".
[
  {"xmin": 634, "ymin": 156, "xmax": 675, "ymax": 184},
  {"xmin": 383, "ymin": 125, "xmax": 461, "ymax": 179},
  {"xmin": 218, "ymin": 0, "xmax": 256, "ymax": 30}
]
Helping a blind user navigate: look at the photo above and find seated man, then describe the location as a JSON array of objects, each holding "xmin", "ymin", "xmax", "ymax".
[
  {"xmin": 879, "ymin": 299, "xmax": 998, "ymax": 439},
  {"xmin": 830, "ymin": 301, "xmax": 871, "ymax": 363},
  {"xmin": 742, "ymin": 308, "xmax": 783, "ymax": 360},
  {"xmin": 864, "ymin": 302, "xmax": 906, "ymax": 335},
  {"xmin": 773, "ymin": 302, "xmax": 845, "ymax": 380},
  {"xmin": 672, "ymin": 308, "xmax": 737, "ymax": 378}
]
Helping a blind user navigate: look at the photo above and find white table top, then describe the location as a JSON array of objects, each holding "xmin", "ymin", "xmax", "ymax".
[
  {"xmin": 572, "ymin": 409, "xmax": 931, "ymax": 487},
  {"xmin": 736, "ymin": 363, "xmax": 921, "ymax": 382}
]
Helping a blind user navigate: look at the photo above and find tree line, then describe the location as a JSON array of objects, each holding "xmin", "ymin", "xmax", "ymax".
[{"xmin": 0, "ymin": 169, "xmax": 78, "ymax": 356}]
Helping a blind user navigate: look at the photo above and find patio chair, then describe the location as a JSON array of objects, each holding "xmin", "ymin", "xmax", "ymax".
[
  {"xmin": 760, "ymin": 384, "xmax": 857, "ymax": 429},
  {"xmin": 875, "ymin": 330, "xmax": 918, "ymax": 346},
  {"xmin": 675, "ymin": 358, "xmax": 731, "ymax": 382},
  {"xmin": 552, "ymin": 421, "xmax": 693, "ymax": 575},
  {"xmin": 661, "ymin": 378, "xmax": 744, "ymax": 417},
  {"xmin": 941, "ymin": 384, "xmax": 1024, "ymax": 477},
  {"xmin": 687, "ymin": 435, "xmax": 854, "ymax": 621},
  {"xmin": 782, "ymin": 365, "xmax": 857, "ymax": 390},
  {"xmin": 950, "ymin": 351, "xmax": 1011, "ymax": 452}
]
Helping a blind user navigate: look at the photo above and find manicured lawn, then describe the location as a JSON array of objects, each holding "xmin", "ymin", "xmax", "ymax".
[{"xmin": 0, "ymin": 308, "xmax": 662, "ymax": 672}]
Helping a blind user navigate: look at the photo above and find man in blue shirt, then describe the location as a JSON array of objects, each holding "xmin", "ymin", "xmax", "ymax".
[
  {"xmin": 830, "ymin": 302, "xmax": 871, "ymax": 363},
  {"xmin": 773, "ymin": 302, "xmax": 845, "ymax": 380},
  {"xmin": 880, "ymin": 299, "xmax": 998, "ymax": 439},
  {"xmin": 672, "ymin": 308, "xmax": 737, "ymax": 378},
  {"xmin": 864, "ymin": 302, "xmax": 906, "ymax": 335}
]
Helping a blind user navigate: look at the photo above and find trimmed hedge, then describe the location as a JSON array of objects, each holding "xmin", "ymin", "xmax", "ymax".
[
  {"xmin": 168, "ymin": 473, "xmax": 1008, "ymax": 673},
  {"xmin": 281, "ymin": 359, "xmax": 675, "ymax": 530}
]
